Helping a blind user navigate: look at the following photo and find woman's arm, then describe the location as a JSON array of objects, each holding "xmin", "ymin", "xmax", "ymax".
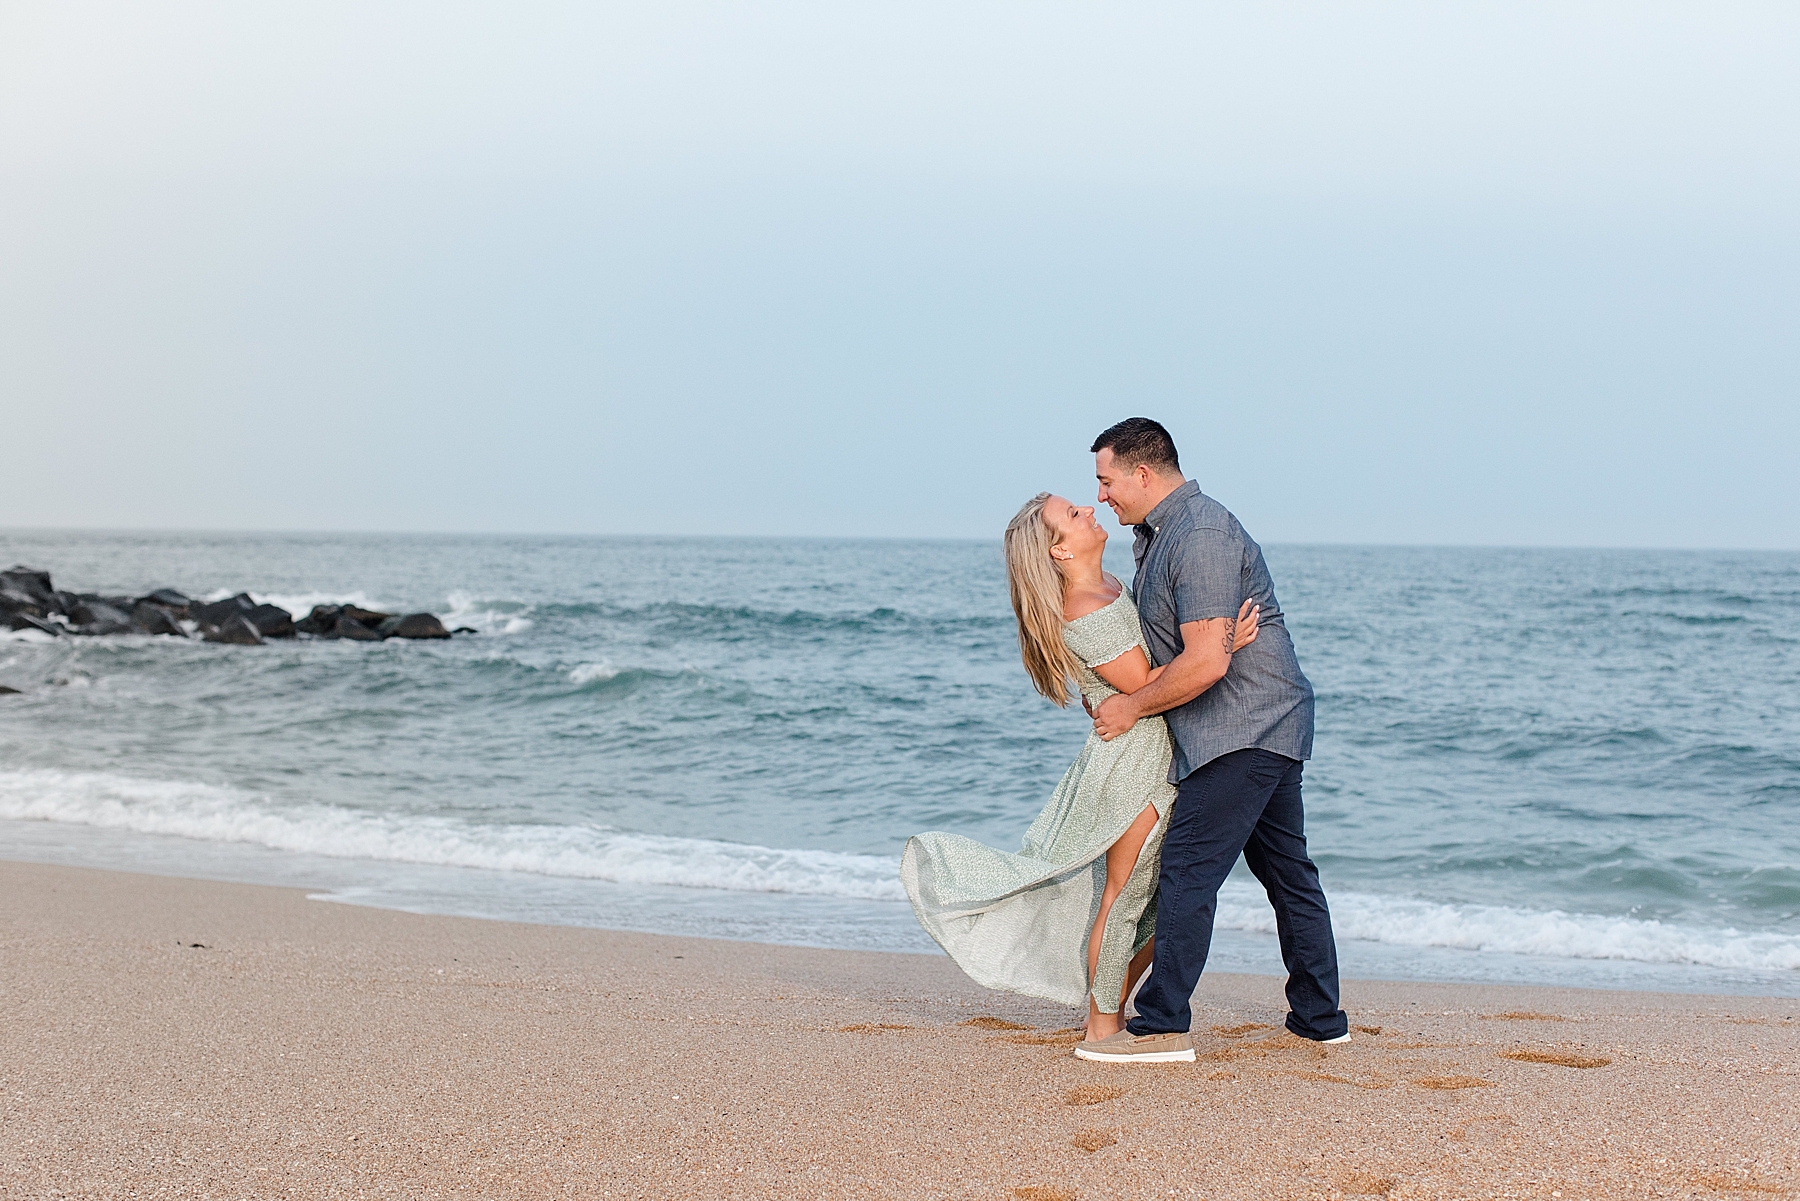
[
  {"xmin": 1090, "ymin": 599, "xmax": 1259, "ymax": 695},
  {"xmin": 1091, "ymin": 647, "xmax": 1159, "ymax": 695}
]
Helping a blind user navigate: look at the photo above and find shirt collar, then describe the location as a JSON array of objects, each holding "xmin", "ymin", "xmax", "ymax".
[{"xmin": 1141, "ymin": 479, "xmax": 1199, "ymax": 534}]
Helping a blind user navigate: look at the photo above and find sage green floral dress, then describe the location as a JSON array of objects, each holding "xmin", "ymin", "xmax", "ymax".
[{"xmin": 900, "ymin": 585, "xmax": 1177, "ymax": 1012}]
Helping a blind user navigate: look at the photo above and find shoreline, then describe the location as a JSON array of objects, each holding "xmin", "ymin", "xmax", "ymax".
[
  {"xmin": 5, "ymin": 816, "xmax": 1798, "ymax": 1001},
  {"xmin": 4, "ymin": 858, "xmax": 1796, "ymax": 1199}
]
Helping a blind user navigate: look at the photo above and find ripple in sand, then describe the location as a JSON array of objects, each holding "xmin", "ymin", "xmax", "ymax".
[
  {"xmin": 998, "ymin": 1028, "xmax": 1084, "ymax": 1046},
  {"xmin": 1689, "ymin": 1170, "xmax": 1789, "ymax": 1194},
  {"xmin": 1070, "ymin": 1128, "xmax": 1117, "ymax": 1153},
  {"xmin": 835, "ymin": 1023, "xmax": 914, "ymax": 1033},
  {"xmin": 1063, "ymin": 1084, "xmax": 1124, "ymax": 1106},
  {"xmin": 1499, "ymin": 1049, "xmax": 1611, "ymax": 1068},
  {"xmin": 1414, "ymin": 1075, "xmax": 1497, "ymax": 1090},
  {"xmin": 1289, "ymin": 1069, "xmax": 1391, "ymax": 1089},
  {"xmin": 1483, "ymin": 1010, "xmax": 1569, "ymax": 1022},
  {"xmin": 1012, "ymin": 1187, "xmax": 1076, "ymax": 1201},
  {"xmin": 960, "ymin": 1016, "xmax": 1033, "ymax": 1031},
  {"xmin": 1212, "ymin": 1022, "xmax": 1276, "ymax": 1037},
  {"xmin": 1339, "ymin": 1172, "xmax": 1397, "ymax": 1196}
]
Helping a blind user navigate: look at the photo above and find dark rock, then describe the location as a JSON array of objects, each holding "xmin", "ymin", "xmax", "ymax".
[
  {"xmin": 245, "ymin": 603, "xmax": 295, "ymax": 639},
  {"xmin": 333, "ymin": 616, "xmax": 383, "ymax": 641},
  {"xmin": 341, "ymin": 605, "xmax": 394, "ymax": 626},
  {"xmin": 295, "ymin": 605, "xmax": 342, "ymax": 636},
  {"xmin": 7, "ymin": 570, "xmax": 431, "ymax": 649},
  {"xmin": 0, "ymin": 591, "xmax": 34, "ymax": 618},
  {"xmin": 0, "ymin": 566, "xmax": 58, "ymax": 617},
  {"xmin": 191, "ymin": 594, "xmax": 256, "ymax": 629},
  {"xmin": 5, "ymin": 612, "xmax": 60, "ymax": 636},
  {"xmin": 130, "ymin": 602, "xmax": 188, "ymax": 637},
  {"xmin": 2, "ymin": 565, "xmax": 54, "ymax": 591},
  {"xmin": 70, "ymin": 597, "xmax": 135, "ymax": 635},
  {"xmin": 451, "ymin": 627, "xmax": 478, "ymax": 635},
  {"xmin": 203, "ymin": 614, "xmax": 264, "ymax": 645},
  {"xmin": 139, "ymin": 588, "xmax": 193, "ymax": 615},
  {"xmin": 0, "ymin": 685, "xmax": 21, "ymax": 695},
  {"xmin": 386, "ymin": 613, "xmax": 451, "ymax": 640}
]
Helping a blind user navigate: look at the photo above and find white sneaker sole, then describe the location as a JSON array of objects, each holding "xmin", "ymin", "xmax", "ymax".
[
  {"xmin": 1072, "ymin": 1045, "xmax": 1196, "ymax": 1064},
  {"xmin": 1321, "ymin": 1032, "xmax": 1352, "ymax": 1044}
]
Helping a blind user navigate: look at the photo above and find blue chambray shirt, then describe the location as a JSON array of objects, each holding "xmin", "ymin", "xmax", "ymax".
[{"xmin": 1131, "ymin": 480, "xmax": 1315, "ymax": 783}]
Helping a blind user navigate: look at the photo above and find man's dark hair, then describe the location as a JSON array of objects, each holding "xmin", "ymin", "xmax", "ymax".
[{"xmin": 1090, "ymin": 417, "xmax": 1181, "ymax": 475}]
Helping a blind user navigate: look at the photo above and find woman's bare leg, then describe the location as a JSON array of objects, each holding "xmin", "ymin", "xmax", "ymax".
[
  {"xmin": 1084, "ymin": 804, "xmax": 1160, "ymax": 1040},
  {"xmin": 1086, "ymin": 940, "xmax": 1154, "ymax": 1031},
  {"xmin": 1119, "ymin": 936, "xmax": 1154, "ymax": 1013}
]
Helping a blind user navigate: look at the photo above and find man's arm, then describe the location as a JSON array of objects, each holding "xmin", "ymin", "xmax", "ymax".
[{"xmin": 1091, "ymin": 614, "xmax": 1237, "ymax": 741}]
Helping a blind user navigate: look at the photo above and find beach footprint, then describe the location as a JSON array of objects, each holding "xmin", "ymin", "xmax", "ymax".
[
  {"xmin": 960, "ymin": 1016, "xmax": 1033, "ymax": 1031},
  {"xmin": 1499, "ymin": 1049, "xmax": 1611, "ymax": 1068},
  {"xmin": 1063, "ymin": 1084, "xmax": 1124, "ymax": 1106}
]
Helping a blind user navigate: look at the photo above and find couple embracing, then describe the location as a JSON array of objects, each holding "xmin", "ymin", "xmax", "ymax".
[{"xmin": 902, "ymin": 417, "xmax": 1349, "ymax": 1063}]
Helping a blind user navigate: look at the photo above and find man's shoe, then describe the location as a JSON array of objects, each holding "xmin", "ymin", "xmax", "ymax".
[
  {"xmin": 1320, "ymin": 1032, "xmax": 1352, "ymax": 1044},
  {"xmin": 1072, "ymin": 1028, "xmax": 1195, "ymax": 1064}
]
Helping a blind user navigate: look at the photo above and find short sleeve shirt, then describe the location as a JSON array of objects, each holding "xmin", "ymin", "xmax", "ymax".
[{"xmin": 1131, "ymin": 481, "xmax": 1315, "ymax": 782}]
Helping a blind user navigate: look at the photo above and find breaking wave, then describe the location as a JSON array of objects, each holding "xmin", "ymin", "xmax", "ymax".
[
  {"xmin": 1215, "ymin": 881, "xmax": 1800, "ymax": 973},
  {"xmin": 0, "ymin": 769, "xmax": 902, "ymax": 900},
  {"xmin": 2, "ymin": 768, "xmax": 1795, "ymax": 972}
]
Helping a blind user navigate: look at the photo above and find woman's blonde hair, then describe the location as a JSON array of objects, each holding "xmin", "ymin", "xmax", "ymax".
[{"xmin": 1004, "ymin": 492, "xmax": 1083, "ymax": 708}]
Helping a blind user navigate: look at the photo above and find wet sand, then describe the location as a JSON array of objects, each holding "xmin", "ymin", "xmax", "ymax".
[{"xmin": 2, "ymin": 859, "xmax": 1795, "ymax": 1200}]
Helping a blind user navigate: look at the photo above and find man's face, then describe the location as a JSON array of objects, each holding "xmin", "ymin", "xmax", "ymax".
[{"xmin": 1094, "ymin": 448, "xmax": 1155, "ymax": 525}]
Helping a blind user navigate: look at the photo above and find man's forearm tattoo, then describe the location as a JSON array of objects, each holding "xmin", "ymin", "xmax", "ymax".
[{"xmin": 1222, "ymin": 616, "xmax": 1237, "ymax": 653}]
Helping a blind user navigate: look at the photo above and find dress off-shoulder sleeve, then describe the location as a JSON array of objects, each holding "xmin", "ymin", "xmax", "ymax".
[{"xmin": 1062, "ymin": 596, "xmax": 1144, "ymax": 670}]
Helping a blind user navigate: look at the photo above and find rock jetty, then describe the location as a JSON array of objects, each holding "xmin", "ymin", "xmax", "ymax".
[{"xmin": 0, "ymin": 565, "xmax": 463, "ymax": 646}]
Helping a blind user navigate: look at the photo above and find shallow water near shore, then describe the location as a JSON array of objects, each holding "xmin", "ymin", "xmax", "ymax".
[{"xmin": 2, "ymin": 530, "xmax": 1797, "ymax": 996}]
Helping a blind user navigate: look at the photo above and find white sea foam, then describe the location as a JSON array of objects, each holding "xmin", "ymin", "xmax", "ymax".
[
  {"xmin": 0, "ymin": 769, "xmax": 902, "ymax": 900},
  {"xmin": 568, "ymin": 661, "xmax": 618, "ymax": 685},
  {"xmin": 1214, "ymin": 880, "xmax": 1800, "ymax": 973},
  {"xmin": 444, "ymin": 591, "xmax": 533, "ymax": 635},
  {"xmin": 4, "ymin": 766, "xmax": 1797, "ymax": 972}
]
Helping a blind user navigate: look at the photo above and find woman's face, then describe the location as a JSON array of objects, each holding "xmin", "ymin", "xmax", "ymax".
[{"xmin": 1042, "ymin": 494, "xmax": 1107, "ymax": 564}]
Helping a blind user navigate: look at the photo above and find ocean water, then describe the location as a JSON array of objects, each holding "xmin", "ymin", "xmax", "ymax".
[{"xmin": 2, "ymin": 531, "xmax": 1797, "ymax": 998}]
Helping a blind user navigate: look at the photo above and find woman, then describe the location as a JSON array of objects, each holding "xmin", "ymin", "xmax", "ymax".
[{"xmin": 901, "ymin": 493, "xmax": 1258, "ymax": 1039}]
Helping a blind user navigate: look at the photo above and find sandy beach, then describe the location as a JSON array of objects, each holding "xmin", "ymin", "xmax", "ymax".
[{"xmin": 1, "ymin": 859, "xmax": 1794, "ymax": 1200}]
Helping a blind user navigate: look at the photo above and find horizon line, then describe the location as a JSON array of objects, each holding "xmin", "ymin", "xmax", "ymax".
[{"xmin": 1, "ymin": 526, "xmax": 1796, "ymax": 555}]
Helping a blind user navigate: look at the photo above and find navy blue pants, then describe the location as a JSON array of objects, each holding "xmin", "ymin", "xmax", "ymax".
[{"xmin": 1127, "ymin": 747, "xmax": 1348, "ymax": 1041}]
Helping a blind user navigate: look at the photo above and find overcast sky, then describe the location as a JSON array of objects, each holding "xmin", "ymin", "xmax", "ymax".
[{"xmin": 3, "ymin": 3, "xmax": 1796, "ymax": 546}]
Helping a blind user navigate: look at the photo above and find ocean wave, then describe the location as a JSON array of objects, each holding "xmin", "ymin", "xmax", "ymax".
[
  {"xmin": 444, "ymin": 592, "xmax": 534, "ymax": 635},
  {"xmin": 454, "ymin": 655, "xmax": 683, "ymax": 696},
  {"xmin": 1621, "ymin": 611, "xmax": 1749, "ymax": 626},
  {"xmin": 1600, "ymin": 586, "xmax": 1771, "ymax": 605},
  {"xmin": 0, "ymin": 769, "xmax": 903, "ymax": 900},
  {"xmin": 5, "ymin": 767, "xmax": 1796, "ymax": 972},
  {"xmin": 1216, "ymin": 881, "xmax": 1800, "ymax": 973},
  {"xmin": 593, "ymin": 601, "xmax": 1012, "ymax": 637}
]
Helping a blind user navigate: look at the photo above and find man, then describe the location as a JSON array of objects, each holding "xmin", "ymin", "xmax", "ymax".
[{"xmin": 1074, "ymin": 417, "xmax": 1348, "ymax": 1064}]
